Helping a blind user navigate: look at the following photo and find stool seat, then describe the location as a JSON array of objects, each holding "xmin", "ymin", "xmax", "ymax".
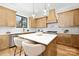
[
  {"xmin": 22, "ymin": 41, "xmax": 46, "ymax": 56},
  {"xmin": 13, "ymin": 37, "xmax": 34, "ymax": 56}
]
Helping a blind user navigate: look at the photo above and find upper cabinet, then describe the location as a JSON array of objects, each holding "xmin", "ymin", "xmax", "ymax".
[
  {"xmin": 29, "ymin": 16, "xmax": 47, "ymax": 28},
  {"xmin": 29, "ymin": 16, "xmax": 36, "ymax": 28},
  {"xmin": 58, "ymin": 8, "xmax": 79, "ymax": 27},
  {"xmin": 47, "ymin": 9, "xmax": 57, "ymax": 23},
  {"xmin": 0, "ymin": 6, "xmax": 7, "ymax": 26},
  {"xmin": 36, "ymin": 16, "xmax": 47, "ymax": 28},
  {"xmin": 0, "ymin": 6, "xmax": 16, "ymax": 27}
]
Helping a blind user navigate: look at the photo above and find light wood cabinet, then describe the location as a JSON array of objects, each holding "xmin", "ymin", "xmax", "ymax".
[
  {"xmin": 36, "ymin": 16, "xmax": 47, "ymax": 28},
  {"xmin": 74, "ymin": 9, "xmax": 79, "ymax": 26},
  {"xmin": 43, "ymin": 38, "xmax": 57, "ymax": 56},
  {"xmin": 36, "ymin": 19, "xmax": 41, "ymax": 28},
  {"xmin": 0, "ymin": 35, "xmax": 9, "ymax": 50},
  {"xmin": 0, "ymin": 6, "xmax": 7, "ymax": 26},
  {"xmin": 57, "ymin": 34, "xmax": 72, "ymax": 46},
  {"xmin": 0, "ymin": 6, "xmax": 16, "ymax": 27},
  {"xmin": 71, "ymin": 35, "xmax": 79, "ymax": 48},
  {"xmin": 58, "ymin": 8, "xmax": 79, "ymax": 27},
  {"xmin": 56, "ymin": 34, "xmax": 79, "ymax": 56},
  {"xmin": 57, "ymin": 33, "xmax": 79, "ymax": 48},
  {"xmin": 7, "ymin": 9, "xmax": 16, "ymax": 27},
  {"xmin": 47, "ymin": 9, "xmax": 57, "ymax": 23},
  {"xmin": 29, "ymin": 16, "xmax": 47, "ymax": 28},
  {"xmin": 29, "ymin": 17, "xmax": 36, "ymax": 28}
]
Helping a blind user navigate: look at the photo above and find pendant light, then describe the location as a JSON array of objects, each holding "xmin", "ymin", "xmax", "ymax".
[
  {"xmin": 43, "ymin": 1, "xmax": 47, "ymax": 16},
  {"xmin": 32, "ymin": 0, "xmax": 35, "ymax": 18}
]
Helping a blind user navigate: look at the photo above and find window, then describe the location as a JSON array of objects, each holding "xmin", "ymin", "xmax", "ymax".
[{"xmin": 16, "ymin": 15, "xmax": 27, "ymax": 28}]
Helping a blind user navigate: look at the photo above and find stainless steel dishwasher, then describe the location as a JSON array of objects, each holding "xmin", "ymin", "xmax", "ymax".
[
  {"xmin": 9, "ymin": 34, "xmax": 17, "ymax": 48},
  {"xmin": 7, "ymin": 32, "xmax": 17, "ymax": 48}
]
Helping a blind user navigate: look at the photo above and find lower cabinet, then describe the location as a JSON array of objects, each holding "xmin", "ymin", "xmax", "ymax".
[
  {"xmin": 72, "ymin": 35, "xmax": 79, "ymax": 48},
  {"xmin": 56, "ymin": 34, "xmax": 79, "ymax": 56},
  {"xmin": 57, "ymin": 34, "xmax": 72, "ymax": 46},
  {"xmin": 0, "ymin": 35, "xmax": 9, "ymax": 50}
]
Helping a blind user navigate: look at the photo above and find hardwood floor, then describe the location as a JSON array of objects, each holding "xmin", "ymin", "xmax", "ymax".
[
  {"xmin": 57, "ymin": 44, "xmax": 79, "ymax": 56},
  {"xmin": 0, "ymin": 47, "xmax": 25, "ymax": 56},
  {"xmin": 0, "ymin": 45, "xmax": 79, "ymax": 56}
]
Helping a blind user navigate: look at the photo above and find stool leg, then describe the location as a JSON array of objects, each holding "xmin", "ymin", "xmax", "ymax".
[
  {"xmin": 19, "ymin": 46, "xmax": 22, "ymax": 56},
  {"xmin": 14, "ymin": 46, "xmax": 17, "ymax": 56},
  {"xmin": 24, "ymin": 52, "xmax": 27, "ymax": 56}
]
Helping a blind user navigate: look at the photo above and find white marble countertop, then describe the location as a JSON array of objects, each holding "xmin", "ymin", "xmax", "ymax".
[
  {"xmin": 0, "ymin": 31, "xmax": 35, "ymax": 35},
  {"xmin": 18, "ymin": 33, "xmax": 57, "ymax": 45}
]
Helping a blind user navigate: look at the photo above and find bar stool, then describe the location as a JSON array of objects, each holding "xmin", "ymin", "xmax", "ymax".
[
  {"xmin": 13, "ymin": 37, "xmax": 34, "ymax": 56},
  {"xmin": 22, "ymin": 41, "xmax": 46, "ymax": 56}
]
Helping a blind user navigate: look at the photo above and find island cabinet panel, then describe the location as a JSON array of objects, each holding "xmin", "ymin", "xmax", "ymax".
[
  {"xmin": 43, "ymin": 38, "xmax": 57, "ymax": 56},
  {"xmin": 0, "ymin": 35, "xmax": 9, "ymax": 50},
  {"xmin": 0, "ymin": 6, "xmax": 16, "ymax": 27},
  {"xmin": 58, "ymin": 8, "xmax": 79, "ymax": 27}
]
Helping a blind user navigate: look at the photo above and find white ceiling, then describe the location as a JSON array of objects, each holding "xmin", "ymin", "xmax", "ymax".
[{"xmin": 0, "ymin": 3, "xmax": 55, "ymax": 17}]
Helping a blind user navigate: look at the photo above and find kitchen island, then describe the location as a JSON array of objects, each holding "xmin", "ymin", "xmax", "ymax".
[{"xmin": 18, "ymin": 33, "xmax": 57, "ymax": 56}]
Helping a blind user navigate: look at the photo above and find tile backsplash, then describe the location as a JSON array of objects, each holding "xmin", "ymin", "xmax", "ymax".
[
  {"xmin": 36, "ymin": 23, "xmax": 79, "ymax": 34},
  {"xmin": 0, "ymin": 23, "xmax": 79, "ymax": 35},
  {"xmin": 0, "ymin": 27, "xmax": 35, "ymax": 35}
]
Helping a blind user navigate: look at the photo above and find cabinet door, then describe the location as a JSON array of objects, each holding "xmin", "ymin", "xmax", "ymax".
[
  {"xmin": 0, "ymin": 35, "xmax": 9, "ymax": 50},
  {"xmin": 36, "ymin": 17, "xmax": 47, "ymax": 28},
  {"xmin": 0, "ymin": 7, "xmax": 7, "ymax": 26},
  {"xmin": 47, "ymin": 9, "xmax": 57, "ymax": 23},
  {"xmin": 7, "ymin": 9, "xmax": 16, "ymax": 27},
  {"xmin": 74, "ymin": 9, "xmax": 79, "ymax": 26},
  {"xmin": 29, "ymin": 17, "xmax": 36, "ymax": 28},
  {"xmin": 0, "ymin": 6, "xmax": 16, "ymax": 27},
  {"xmin": 57, "ymin": 34, "xmax": 72, "ymax": 46},
  {"xmin": 36, "ymin": 19, "xmax": 41, "ymax": 28},
  {"xmin": 72, "ymin": 35, "xmax": 79, "ymax": 48},
  {"xmin": 40, "ymin": 17, "xmax": 47, "ymax": 27},
  {"xmin": 58, "ymin": 11, "xmax": 74, "ymax": 27}
]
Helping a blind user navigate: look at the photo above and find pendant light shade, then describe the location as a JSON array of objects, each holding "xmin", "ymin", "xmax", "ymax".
[
  {"xmin": 32, "ymin": 14, "xmax": 35, "ymax": 18},
  {"xmin": 43, "ymin": 2, "xmax": 47, "ymax": 16},
  {"xmin": 32, "ymin": 0, "xmax": 35, "ymax": 18}
]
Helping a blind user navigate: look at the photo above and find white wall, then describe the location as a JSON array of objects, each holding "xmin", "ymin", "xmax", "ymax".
[
  {"xmin": 0, "ymin": 27, "xmax": 36, "ymax": 35},
  {"xmin": 55, "ymin": 3, "xmax": 79, "ymax": 13}
]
